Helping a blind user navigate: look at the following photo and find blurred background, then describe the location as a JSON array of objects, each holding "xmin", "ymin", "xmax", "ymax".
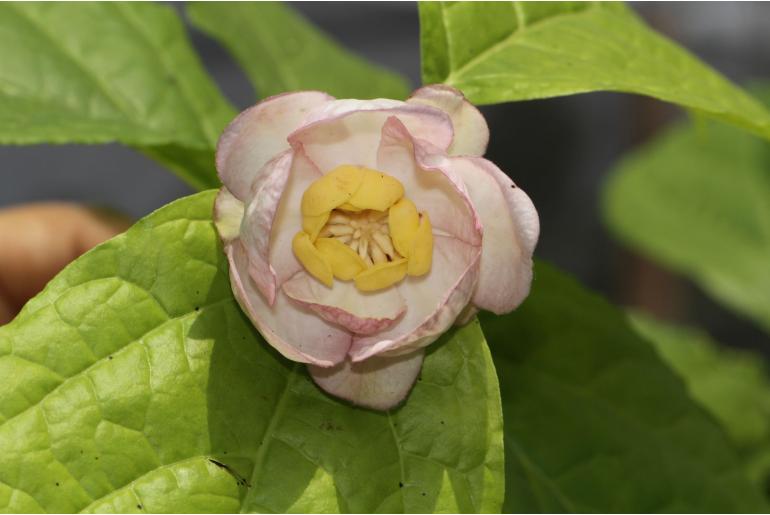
[{"xmin": 1, "ymin": 2, "xmax": 768, "ymax": 354}]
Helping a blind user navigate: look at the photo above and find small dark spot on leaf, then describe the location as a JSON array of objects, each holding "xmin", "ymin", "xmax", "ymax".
[
  {"xmin": 194, "ymin": 306, "xmax": 200, "ymax": 312},
  {"xmin": 399, "ymin": 481, "xmax": 404, "ymax": 488},
  {"xmin": 108, "ymin": 356, "xmax": 113, "ymax": 360},
  {"xmin": 137, "ymin": 504, "xmax": 143, "ymax": 510},
  {"xmin": 223, "ymin": 450, "xmax": 228, "ymax": 455},
  {"xmin": 94, "ymin": 456, "xmax": 99, "ymax": 460},
  {"xmin": 440, "ymin": 420, "xmax": 445, "ymax": 425},
  {"xmin": 80, "ymin": 450, "xmax": 83, "ymax": 454},
  {"xmin": 55, "ymin": 482, "xmax": 60, "ymax": 487},
  {"xmin": 421, "ymin": 492, "xmax": 426, "ymax": 497}
]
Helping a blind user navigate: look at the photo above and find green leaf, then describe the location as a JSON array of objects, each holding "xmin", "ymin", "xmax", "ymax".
[
  {"xmin": 419, "ymin": 2, "xmax": 770, "ymax": 141},
  {"xmin": 187, "ymin": 2, "xmax": 411, "ymax": 100},
  {"xmin": 602, "ymin": 117, "xmax": 770, "ymax": 334},
  {"xmin": 628, "ymin": 313, "xmax": 770, "ymax": 486},
  {"xmin": 0, "ymin": 2, "xmax": 235, "ymax": 188},
  {"xmin": 0, "ymin": 191, "xmax": 503, "ymax": 513},
  {"xmin": 480, "ymin": 262, "xmax": 767, "ymax": 512}
]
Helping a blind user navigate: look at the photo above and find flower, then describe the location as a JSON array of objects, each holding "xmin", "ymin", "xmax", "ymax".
[{"xmin": 213, "ymin": 85, "xmax": 539, "ymax": 410}]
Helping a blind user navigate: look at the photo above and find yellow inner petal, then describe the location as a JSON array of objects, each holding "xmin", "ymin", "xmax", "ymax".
[
  {"xmin": 300, "ymin": 165, "xmax": 364, "ymax": 216},
  {"xmin": 345, "ymin": 168, "xmax": 404, "ymax": 211},
  {"xmin": 388, "ymin": 198, "xmax": 420, "ymax": 258},
  {"xmin": 292, "ymin": 232, "xmax": 333, "ymax": 287},
  {"xmin": 407, "ymin": 213, "xmax": 433, "ymax": 277},
  {"xmin": 292, "ymin": 164, "xmax": 432, "ymax": 292},
  {"xmin": 354, "ymin": 258, "xmax": 408, "ymax": 292},
  {"xmin": 315, "ymin": 237, "xmax": 367, "ymax": 281}
]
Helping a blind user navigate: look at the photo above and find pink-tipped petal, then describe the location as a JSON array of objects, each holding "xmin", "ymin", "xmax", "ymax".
[
  {"xmin": 226, "ymin": 240, "xmax": 351, "ymax": 367},
  {"xmin": 452, "ymin": 157, "xmax": 539, "ymax": 313},
  {"xmin": 213, "ymin": 187, "xmax": 244, "ymax": 244},
  {"xmin": 309, "ymin": 349, "xmax": 424, "ymax": 410},
  {"xmin": 377, "ymin": 116, "xmax": 482, "ymax": 246},
  {"xmin": 408, "ymin": 85, "xmax": 489, "ymax": 157},
  {"xmin": 350, "ymin": 235, "xmax": 480, "ymax": 362},
  {"xmin": 282, "ymin": 272, "xmax": 406, "ymax": 335},
  {"xmin": 216, "ymin": 91, "xmax": 334, "ymax": 200},
  {"xmin": 239, "ymin": 151, "xmax": 292, "ymax": 305},
  {"xmin": 239, "ymin": 148, "xmax": 323, "ymax": 305},
  {"xmin": 288, "ymin": 101, "xmax": 453, "ymax": 173}
]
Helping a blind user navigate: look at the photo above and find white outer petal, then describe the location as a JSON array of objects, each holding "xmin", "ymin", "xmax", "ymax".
[
  {"xmin": 226, "ymin": 240, "xmax": 351, "ymax": 367},
  {"xmin": 377, "ymin": 116, "xmax": 482, "ymax": 246},
  {"xmin": 288, "ymin": 102, "xmax": 454, "ymax": 172},
  {"xmin": 216, "ymin": 91, "xmax": 334, "ymax": 200},
  {"xmin": 350, "ymin": 235, "xmax": 481, "ymax": 362},
  {"xmin": 239, "ymin": 151, "xmax": 293, "ymax": 305},
  {"xmin": 408, "ymin": 84, "xmax": 489, "ymax": 157},
  {"xmin": 453, "ymin": 157, "xmax": 539, "ymax": 313},
  {"xmin": 283, "ymin": 272, "xmax": 406, "ymax": 335},
  {"xmin": 309, "ymin": 350, "xmax": 424, "ymax": 411},
  {"xmin": 213, "ymin": 187, "xmax": 244, "ymax": 244}
]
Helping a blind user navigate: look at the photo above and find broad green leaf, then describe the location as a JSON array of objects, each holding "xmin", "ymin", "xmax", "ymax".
[
  {"xmin": 187, "ymin": 2, "xmax": 411, "ymax": 100},
  {"xmin": 0, "ymin": 191, "xmax": 503, "ymax": 513},
  {"xmin": 0, "ymin": 2, "xmax": 234, "ymax": 188},
  {"xmin": 480, "ymin": 262, "xmax": 767, "ymax": 512},
  {"xmin": 602, "ymin": 117, "xmax": 770, "ymax": 334},
  {"xmin": 419, "ymin": 2, "xmax": 770, "ymax": 141},
  {"xmin": 629, "ymin": 313, "xmax": 770, "ymax": 486}
]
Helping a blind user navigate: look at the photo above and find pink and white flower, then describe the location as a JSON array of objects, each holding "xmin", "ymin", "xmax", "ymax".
[{"xmin": 213, "ymin": 85, "xmax": 539, "ymax": 410}]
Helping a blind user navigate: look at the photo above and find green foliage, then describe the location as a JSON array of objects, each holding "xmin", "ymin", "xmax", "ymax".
[
  {"xmin": 0, "ymin": 3, "xmax": 235, "ymax": 188},
  {"xmin": 602, "ymin": 117, "xmax": 770, "ymax": 334},
  {"xmin": 480, "ymin": 262, "xmax": 767, "ymax": 512},
  {"xmin": 629, "ymin": 313, "xmax": 770, "ymax": 486},
  {"xmin": 0, "ymin": 191, "xmax": 504, "ymax": 513},
  {"xmin": 187, "ymin": 2, "xmax": 411, "ymax": 100},
  {"xmin": 419, "ymin": 1, "xmax": 770, "ymax": 141}
]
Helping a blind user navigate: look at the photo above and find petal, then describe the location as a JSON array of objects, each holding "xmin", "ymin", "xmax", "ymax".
[
  {"xmin": 388, "ymin": 198, "xmax": 420, "ymax": 257},
  {"xmin": 226, "ymin": 240, "xmax": 351, "ymax": 367},
  {"xmin": 288, "ymin": 100, "xmax": 453, "ymax": 173},
  {"xmin": 350, "ymin": 234, "xmax": 480, "ymax": 361},
  {"xmin": 406, "ymin": 212, "xmax": 432, "ymax": 277},
  {"xmin": 377, "ymin": 116, "xmax": 482, "ymax": 246},
  {"xmin": 408, "ymin": 85, "xmax": 489, "ymax": 157},
  {"xmin": 300, "ymin": 165, "xmax": 364, "ymax": 216},
  {"xmin": 308, "ymin": 349, "xmax": 424, "ymax": 410},
  {"xmin": 240, "ymin": 148, "xmax": 322, "ymax": 304},
  {"xmin": 452, "ymin": 157, "xmax": 539, "ymax": 313},
  {"xmin": 315, "ymin": 238, "xmax": 367, "ymax": 281},
  {"xmin": 239, "ymin": 151, "xmax": 293, "ymax": 304},
  {"xmin": 213, "ymin": 187, "xmax": 244, "ymax": 244},
  {"xmin": 216, "ymin": 91, "xmax": 334, "ymax": 200},
  {"xmin": 345, "ymin": 168, "xmax": 404, "ymax": 211},
  {"xmin": 354, "ymin": 258, "xmax": 408, "ymax": 292},
  {"xmin": 292, "ymin": 232, "xmax": 333, "ymax": 287},
  {"xmin": 283, "ymin": 272, "xmax": 406, "ymax": 335}
]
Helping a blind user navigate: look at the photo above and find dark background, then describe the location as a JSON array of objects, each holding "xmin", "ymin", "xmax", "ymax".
[{"xmin": 1, "ymin": 2, "xmax": 769, "ymax": 353}]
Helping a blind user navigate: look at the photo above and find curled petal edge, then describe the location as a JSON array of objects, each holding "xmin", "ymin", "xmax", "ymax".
[
  {"xmin": 350, "ymin": 235, "xmax": 482, "ymax": 362},
  {"xmin": 226, "ymin": 240, "xmax": 351, "ymax": 368},
  {"xmin": 216, "ymin": 90, "xmax": 334, "ymax": 200},
  {"xmin": 282, "ymin": 272, "xmax": 406, "ymax": 335},
  {"xmin": 308, "ymin": 349, "xmax": 424, "ymax": 411},
  {"xmin": 453, "ymin": 157, "xmax": 539, "ymax": 313},
  {"xmin": 407, "ymin": 84, "xmax": 489, "ymax": 157}
]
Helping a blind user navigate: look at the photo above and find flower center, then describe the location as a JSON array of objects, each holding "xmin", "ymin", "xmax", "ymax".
[
  {"xmin": 319, "ymin": 210, "xmax": 398, "ymax": 267},
  {"xmin": 292, "ymin": 164, "xmax": 433, "ymax": 292}
]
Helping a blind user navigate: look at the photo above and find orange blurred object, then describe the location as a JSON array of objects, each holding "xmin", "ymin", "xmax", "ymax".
[{"xmin": 0, "ymin": 203, "xmax": 130, "ymax": 324}]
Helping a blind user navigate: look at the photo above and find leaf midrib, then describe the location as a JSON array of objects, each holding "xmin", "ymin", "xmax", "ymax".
[{"xmin": 444, "ymin": 1, "xmax": 604, "ymax": 85}]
